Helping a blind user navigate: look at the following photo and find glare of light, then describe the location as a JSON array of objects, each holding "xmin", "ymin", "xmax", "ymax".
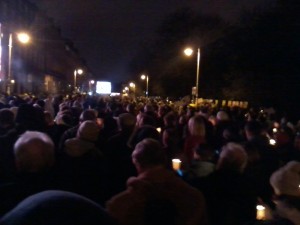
[
  {"xmin": 184, "ymin": 48, "xmax": 193, "ymax": 56},
  {"xmin": 90, "ymin": 80, "xmax": 95, "ymax": 84},
  {"xmin": 10, "ymin": 80, "xmax": 15, "ymax": 84},
  {"xmin": 269, "ymin": 139, "xmax": 276, "ymax": 145},
  {"xmin": 273, "ymin": 128, "xmax": 277, "ymax": 133},
  {"xmin": 141, "ymin": 74, "xmax": 146, "ymax": 80},
  {"xmin": 77, "ymin": 69, "xmax": 83, "ymax": 74},
  {"xmin": 124, "ymin": 87, "xmax": 129, "ymax": 91},
  {"xmin": 256, "ymin": 205, "xmax": 265, "ymax": 210},
  {"xmin": 129, "ymin": 82, "xmax": 135, "ymax": 87},
  {"xmin": 88, "ymin": 91, "xmax": 92, "ymax": 96},
  {"xmin": 17, "ymin": 32, "xmax": 30, "ymax": 44}
]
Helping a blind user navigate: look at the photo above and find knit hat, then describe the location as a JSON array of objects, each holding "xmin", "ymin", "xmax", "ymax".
[
  {"xmin": 270, "ymin": 161, "xmax": 300, "ymax": 197},
  {"xmin": 77, "ymin": 121, "xmax": 100, "ymax": 142}
]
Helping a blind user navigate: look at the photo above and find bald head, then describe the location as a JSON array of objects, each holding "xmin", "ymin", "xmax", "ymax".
[{"xmin": 14, "ymin": 131, "xmax": 55, "ymax": 173}]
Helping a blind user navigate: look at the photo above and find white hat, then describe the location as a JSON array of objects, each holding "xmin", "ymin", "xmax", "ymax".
[{"xmin": 270, "ymin": 161, "xmax": 300, "ymax": 197}]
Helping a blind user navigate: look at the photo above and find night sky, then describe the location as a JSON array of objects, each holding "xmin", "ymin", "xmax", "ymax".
[{"xmin": 29, "ymin": 0, "xmax": 272, "ymax": 82}]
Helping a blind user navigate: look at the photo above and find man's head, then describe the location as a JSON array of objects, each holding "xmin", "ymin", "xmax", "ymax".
[
  {"xmin": 14, "ymin": 131, "xmax": 55, "ymax": 173},
  {"xmin": 79, "ymin": 109, "xmax": 98, "ymax": 123},
  {"xmin": 118, "ymin": 113, "xmax": 136, "ymax": 132},
  {"xmin": 132, "ymin": 138, "xmax": 166, "ymax": 173},
  {"xmin": 217, "ymin": 142, "xmax": 247, "ymax": 173}
]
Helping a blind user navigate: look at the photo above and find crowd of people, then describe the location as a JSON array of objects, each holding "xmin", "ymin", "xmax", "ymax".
[{"xmin": 0, "ymin": 93, "xmax": 299, "ymax": 225}]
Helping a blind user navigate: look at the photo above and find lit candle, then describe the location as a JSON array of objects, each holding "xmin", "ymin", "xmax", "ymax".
[
  {"xmin": 172, "ymin": 159, "xmax": 181, "ymax": 171},
  {"xmin": 256, "ymin": 205, "xmax": 266, "ymax": 220}
]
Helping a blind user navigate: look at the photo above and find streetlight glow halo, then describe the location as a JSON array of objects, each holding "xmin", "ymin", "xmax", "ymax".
[
  {"xmin": 17, "ymin": 32, "xmax": 30, "ymax": 44},
  {"xmin": 184, "ymin": 48, "xmax": 193, "ymax": 56}
]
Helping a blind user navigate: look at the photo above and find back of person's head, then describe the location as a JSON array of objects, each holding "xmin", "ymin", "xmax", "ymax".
[
  {"xmin": 269, "ymin": 161, "xmax": 300, "ymax": 220},
  {"xmin": 118, "ymin": 113, "xmax": 136, "ymax": 132},
  {"xmin": 0, "ymin": 108, "xmax": 15, "ymax": 127},
  {"xmin": 137, "ymin": 114, "xmax": 156, "ymax": 127},
  {"xmin": 162, "ymin": 128, "xmax": 179, "ymax": 148},
  {"xmin": 132, "ymin": 138, "xmax": 166, "ymax": 170},
  {"xmin": 77, "ymin": 121, "xmax": 100, "ymax": 142},
  {"xmin": 130, "ymin": 125, "xmax": 161, "ymax": 148},
  {"xmin": 194, "ymin": 143, "xmax": 215, "ymax": 161},
  {"xmin": 188, "ymin": 115, "xmax": 206, "ymax": 137},
  {"xmin": 217, "ymin": 142, "xmax": 247, "ymax": 173},
  {"xmin": 79, "ymin": 109, "xmax": 97, "ymax": 123},
  {"xmin": 14, "ymin": 131, "xmax": 55, "ymax": 173},
  {"xmin": 144, "ymin": 104, "xmax": 154, "ymax": 113},
  {"xmin": 244, "ymin": 120, "xmax": 263, "ymax": 138},
  {"xmin": 216, "ymin": 110, "xmax": 229, "ymax": 121},
  {"xmin": 163, "ymin": 112, "xmax": 177, "ymax": 128},
  {"xmin": 270, "ymin": 161, "xmax": 300, "ymax": 198},
  {"xmin": 0, "ymin": 190, "xmax": 115, "ymax": 225},
  {"xmin": 15, "ymin": 104, "xmax": 45, "ymax": 130}
]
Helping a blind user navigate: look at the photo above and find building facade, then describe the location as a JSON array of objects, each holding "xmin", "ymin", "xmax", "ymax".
[{"xmin": 0, "ymin": 0, "xmax": 87, "ymax": 95}]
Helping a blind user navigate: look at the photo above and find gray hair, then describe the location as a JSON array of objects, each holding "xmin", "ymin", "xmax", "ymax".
[
  {"xmin": 132, "ymin": 138, "xmax": 166, "ymax": 168},
  {"xmin": 14, "ymin": 131, "xmax": 55, "ymax": 173}
]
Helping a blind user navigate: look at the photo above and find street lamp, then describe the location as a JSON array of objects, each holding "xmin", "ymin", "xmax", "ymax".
[
  {"xmin": 7, "ymin": 32, "xmax": 30, "ymax": 95},
  {"xmin": 184, "ymin": 47, "xmax": 200, "ymax": 106},
  {"xmin": 140, "ymin": 74, "xmax": 149, "ymax": 98},
  {"xmin": 74, "ymin": 68, "xmax": 83, "ymax": 92},
  {"xmin": 129, "ymin": 82, "xmax": 136, "ymax": 98}
]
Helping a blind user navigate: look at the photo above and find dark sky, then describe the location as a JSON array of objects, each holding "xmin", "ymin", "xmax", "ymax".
[{"xmin": 29, "ymin": 0, "xmax": 272, "ymax": 82}]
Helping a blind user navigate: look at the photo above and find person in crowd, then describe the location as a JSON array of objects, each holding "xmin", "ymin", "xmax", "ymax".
[
  {"xmin": 0, "ymin": 131, "xmax": 58, "ymax": 216},
  {"xmin": 58, "ymin": 120, "xmax": 105, "ymax": 204},
  {"xmin": 184, "ymin": 143, "xmax": 215, "ymax": 181},
  {"xmin": 104, "ymin": 113, "xmax": 137, "ymax": 199},
  {"xmin": 244, "ymin": 120, "xmax": 279, "ymax": 209},
  {"xmin": 0, "ymin": 108, "xmax": 15, "ymax": 136},
  {"xmin": 183, "ymin": 115, "xmax": 206, "ymax": 166},
  {"xmin": 106, "ymin": 138, "xmax": 209, "ymax": 225},
  {"xmin": 0, "ymin": 190, "xmax": 116, "ymax": 225},
  {"xmin": 162, "ymin": 127, "xmax": 182, "ymax": 169},
  {"xmin": 58, "ymin": 109, "xmax": 98, "ymax": 151},
  {"xmin": 0, "ymin": 104, "xmax": 47, "ymax": 182},
  {"xmin": 267, "ymin": 161, "xmax": 300, "ymax": 224},
  {"xmin": 194, "ymin": 142, "xmax": 257, "ymax": 225},
  {"xmin": 44, "ymin": 95, "xmax": 55, "ymax": 118}
]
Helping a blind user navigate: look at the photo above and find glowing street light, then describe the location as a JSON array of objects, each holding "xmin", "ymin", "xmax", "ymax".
[
  {"xmin": 7, "ymin": 32, "xmax": 30, "ymax": 95},
  {"xmin": 74, "ymin": 68, "xmax": 83, "ymax": 92},
  {"xmin": 140, "ymin": 74, "xmax": 149, "ymax": 97},
  {"xmin": 184, "ymin": 47, "xmax": 200, "ymax": 106},
  {"xmin": 17, "ymin": 32, "xmax": 30, "ymax": 44}
]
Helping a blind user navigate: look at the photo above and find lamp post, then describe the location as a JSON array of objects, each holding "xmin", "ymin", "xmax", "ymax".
[
  {"xmin": 74, "ymin": 68, "xmax": 83, "ymax": 92},
  {"xmin": 129, "ymin": 82, "xmax": 136, "ymax": 98},
  {"xmin": 184, "ymin": 47, "xmax": 200, "ymax": 106},
  {"xmin": 89, "ymin": 80, "xmax": 95, "ymax": 93},
  {"xmin": 140, "ymin": 74, "xmax": 149, "ymax": 98},
  {"xmin": 7, "ymin": 32, "xmax": 30, "ymax": 95}
]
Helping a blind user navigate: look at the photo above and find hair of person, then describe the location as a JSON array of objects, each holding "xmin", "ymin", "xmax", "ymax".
[
  {"xmin": 188, "ymin": 115, "xmax": 206, "ymax": 137},
  {"xmin": 14, "ymin": 131, "xmax": 55, "ymax": 173},
  {"xmin": 0, "ymin": 108, "xmax": 15, "ymax": 126},
  {"xmin": 132, "ymin": 138, "xmax": 166, "ymax": 169},
  {"xmin": 217, "ymin": 142, "xmax": 247, "ymax": 173},
  {"xmin": 244, "ymin": 120, "xmax": 263, "ymax": 136},
  {"xmin": 79, "ymin": 109, "xmax": 97, "ymax": 122},
  {"xmin": 118, "ymin": 113, "xmax": 136, "ymax": 131}
]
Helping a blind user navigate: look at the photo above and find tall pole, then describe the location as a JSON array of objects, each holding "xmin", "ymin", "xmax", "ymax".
[
  {"xmin": 146, "ymin": 75, "xmax": 149, "ymax": 98},
  {"xmin": 195, "ymin": 48, "xmax": 200, "ymax": 106},
  {"xmin": 74, "ymin": 70, "xmax": 77, "ymax": 92},
  {"xmin": 7, "ymin": 33, "xmax": 13, "ymax": 95}
]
